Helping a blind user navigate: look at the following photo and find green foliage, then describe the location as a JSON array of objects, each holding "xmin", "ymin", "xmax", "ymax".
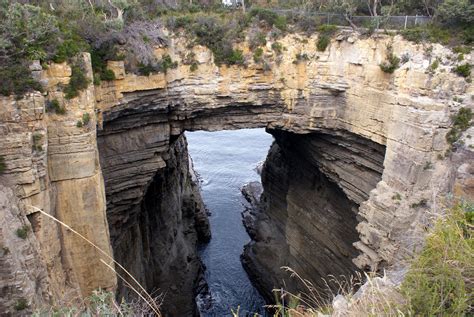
[
  {"xmin": 47, "ymin": 99, "xmax": 66, "ymax": 115},
  {"xmin": 380, "ymin": 45, "xmax": 400, "ymax": 74},
  {"xmin": 453, "ymin": 46, "xmax": 472, "ymax": 54},
  {"xmin": 138, "ymin": 54, "xmax": 178, "ymax": 75},
  {"xmin": 52, "ymin": 38, "xmax": 88, "ymax": 64},
  {"xmin": 437, "ymin": 0, "xmax": 474, "ymax": 27},
  {"xmin": 14, "ymin": 298, "xmax": 28, "ymax": 311},
  {"xmin": 90, "ymin": 46, "xmax": 121, "ymax": 83},
  {"xmin": 101, "ymin": 69, "xmax": 116, "ymax": 81},
  {"xmin": 76, "ymin": 112, "xmax": 91, "ymax": 128},
  {"xmin": 0, "ymin": 156, "xmax": 5, "ymax": 174},
  {"xmin": 253, "ymin": 47, "xmax": 264, "ymax": 63},
  {"xmin": 401, "ymin": 201, "xmax": 473, "ymax": 316},
  {"xmin": 401, "ymin": 25, "xmax": 451, "ymax": 45},
  {"xmin": 226, "ymin": 49, "xmax": 244, "ymax": 65},
  {"xmin": 317, "ymin": 35, "xmax": 331, "ymax": 52},
  {"xmin": 0, "ymin": 63, "xmax": 43, "ymax": 97},
  {"xmin": 160, "ymin": 54, "xmax": 178, "ymax": 73},
  {"xmin": 249, "ymin": 31, "xmax": 267, "ymax": 50},
  {"xmin": 190, "ymin": 62, "xmax": 198, "ymax": 72},
  {"xmin": 294, "ymin": 53, "xmax": 309, "ymax": 64},
  {"xmin": 454, "ymin": 63, "xmax": 471, "ymax": 78},
  {"xmin": 82, "ymin": 113, "xmax": 91, "ymax": 125},
  {"xmin": 16, "ymin": 226, "xmax": 29, "ymax": 240},
  {"xmin": 32, "ymin": 133, "xmax": 43, "ymax": 152},
  {"xmin": 411, "ymin": 199, "xmax": 428, "ymax": 209},
  {"xmin": 64, "ymin": 64, "xmax": 89, "ymax": 99},
  {"xmin": 392, "ymin": 193, "xmax": 402, "ymax": 201},
  {"xmin": 271, "ymin": 42, "xmax": 283, "ymax": 55},
  {"xmin": 428, "ymin": 58, "xmax": 440, "ymax": 72},
  {"xmin": 249, "ymin": 8, "xmax": 287, "ymax": 31},
  {"xmin": 446, "ymin": 107, "xmax": 473, "ymax": 146},
  {"xmin": 316, "ymin": 24, "xmax": 337, "ymax": 52}
]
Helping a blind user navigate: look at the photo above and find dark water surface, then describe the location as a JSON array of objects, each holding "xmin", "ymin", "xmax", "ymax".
[{"xmin": 186, "ymin": 129, "xmax": 273, "ymax": 316}]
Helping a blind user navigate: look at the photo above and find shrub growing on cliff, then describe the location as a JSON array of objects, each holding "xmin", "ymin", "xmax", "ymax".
[
  {"xmin": 401, "ymin": 201, "xmax": 473, "ymax": 316},
  {"xmin": 248, "ymin": 8, "xmax": 287, "ymax": 31},
  {"xmin": 454, "ymin": 63, "xmax": 471, "ymax": 78},
  {"xmin": 14, "ymin": 298, "xmax": 28, "ymax": 311},
  {"xmin": 380, "ymin": 45, "xmax": 400, "ymax": 74},
  {"xmin": 64, "ymin": 64, "xmax": 89, "ymax": 99},
  {"xmin": 46, "ymin": 99, "xmax": 66, "ymax": 115},
  {"xmin": 446, "ymin": 107, "xmax": 473, "ymax": 146},
  {"xmin": 0, "ymin": 64, "xmax": 43, "ymax": 97},
  {"xmin": 16, "ymin": 226, "xmax": 29, "ymax": 239},
  {"xmin": 316, "ymin": 25, "xmax": 337, "ymax": 52},
  {"xmin": 0, "ymin": 156, "xmax": 5, "ymax": 174}
]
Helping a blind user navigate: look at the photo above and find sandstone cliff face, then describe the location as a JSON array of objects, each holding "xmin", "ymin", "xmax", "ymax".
[
  {"xmin": 0, "ymin": 28, "xmax": 472, "ymax": 314},
  {"xmin": 0, "ymin": 54, "xmax": 116, "ymax": 312},
  {"xmin": 94, "ymin": 30, "xmax": 473, "ymax": 306}
]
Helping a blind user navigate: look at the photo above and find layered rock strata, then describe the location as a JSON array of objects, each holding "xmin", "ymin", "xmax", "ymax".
[
  {"xmin": 0, "ymin": 28, "xmax": 472, "ymax": 315},
  {"xmin": 242, "ymin": 129, "xmax": 385, "ymax": 302}
]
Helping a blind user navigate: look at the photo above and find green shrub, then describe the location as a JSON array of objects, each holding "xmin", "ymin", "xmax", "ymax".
[
  {"xmin": 428, "ymin": 58, "xmax": 440, "ymax": 72},
  {"xmin": 226, "ymin": 49, "xmax": 245, "ymax": 65},
  {"xmin": 14, "ymin": 298, "xmax": 28, "ymax": 311},
  {"xmin": 16, "ymin": 226, "xmax": 29, "ymax": 239},
  {"xmin": 0, "ymin": 64, "xmax": 43, "ymax": 97},
  {"xmin": 401, "ymin": 25, "xmax": 451, "ymax": 45},
  {"xmin": 392, "ymin": 193, "xmax": 402, "ymax": 200},
  {"xmin": 76, "ymin": 120, "xmax": 83, "ymax": 128},
  {"xmin": 47, "ymin": 99, "xmax": 66, "ymax": 115},
  {"xmin": 315, "ymin": 24, "xmax": 337, "ymax": 52},
  {"xmin": 250, "ymin": 32, "xmax": 267, "ymax": 49},
  {"xmin": 271, "ymin": 42, "xmax": 283, "ymax": 55},
  {"xmin": 82, "ymin": 113, "xmax": 91, "ymax": 125},
  {"xmin": 446, "ymin": 107, "xmax": 473, "ymax": 146},
  {"xmin": 380, "ymin": 45, "xmax": 400, "ymax": 74},
  {"xmin": 138, "ymin": 62, "xmax": 157, "ymax": 76},
  {"xmin": 317, "ymin": 35, "xmax": 331, "ymax": 52},
  {"xmin": 64, "ymin": 64, "xmax": 89, "ymax": 99},
  {"xmin": 253, "ymin": 48, "xmax": 264, "ymax": 63},
  {"xmin": 32, "ymin": 133, "xmax": 43, "ymax": 152},
  {"xmin": 453, "ymin": 46, "xmax": 472, "ymax": 54},
  {"xmin": 52, "ymin": 39, "xmax": 87, "ymax": 64},
  {"xmin": 248, "ymin": 8, "xmax": 287, "ymax": 31},
  {"xmin": 160, "ymin": 54, "xmax": 178, "ymax": 73},
  {"xmin": 0, "ymin": 156, "xmax": 5, "ymax": 174},
  {"xmin": 454, "ymin": 63, "xmax": 471, "ymax": 78},
  {"xmin": 401, "ymin": 201, "xmax": 473, "ymax": 316},
  {"xmin": 411, "ymin": 199, "xmax": 428, "ymax": 209},
  {"xmin": 190, "ymin": 62, "xmax": 198, "ymax": 72},
  {"xmin": 100, "ymin": 69, "xmax": 116, "ymax": 81}
]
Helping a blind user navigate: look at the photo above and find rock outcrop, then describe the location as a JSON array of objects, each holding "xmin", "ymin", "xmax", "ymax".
[{"xmin": 0, "ymin": 28, "xmax": 472, "ymax": 315}]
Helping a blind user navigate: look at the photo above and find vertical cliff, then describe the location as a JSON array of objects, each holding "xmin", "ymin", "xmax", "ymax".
[
  {"xmin": 242, "ymin": 129, "xmax": 386, "ymax": 301},
  {"xmin": 97, "ymin": 114, "xmax": 210, "ymax": 316},
  {"xmin": 0, "ymin": 54, "xmax": 116, "ymax": 313}
]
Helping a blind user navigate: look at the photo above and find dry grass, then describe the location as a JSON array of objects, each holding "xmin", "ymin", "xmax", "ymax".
[{"xmin": 27, "ymin": 205, "xmax": 162, "ymax": 316}]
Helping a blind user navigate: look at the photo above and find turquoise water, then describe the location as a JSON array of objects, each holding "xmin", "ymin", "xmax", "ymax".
[{"xmin": 186, "ymin": 128, "xmax": 273, "ymax": 316}]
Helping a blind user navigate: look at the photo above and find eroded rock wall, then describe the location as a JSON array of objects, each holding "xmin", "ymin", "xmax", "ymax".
[
  {"xmin": 98, "ymin": 128, "xmax": 210, "ymax": 316},
  {"xmin": 0, "ymin": 54, "xmax": 116, "ymax": 312},
  {"xmin": 242, "ymin": 129, "xmax": 385, "ymax": 301}
]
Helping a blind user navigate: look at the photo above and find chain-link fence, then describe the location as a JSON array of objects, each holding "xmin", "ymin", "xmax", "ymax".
[{"xmin": 273, "ymin": 9, "xmax": 431, "ymax": 30}]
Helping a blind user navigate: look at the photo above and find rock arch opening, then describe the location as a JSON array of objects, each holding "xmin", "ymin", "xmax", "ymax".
[{"xmin": 97, "ymin": 99, "xmax": 386, "ymax": 316}]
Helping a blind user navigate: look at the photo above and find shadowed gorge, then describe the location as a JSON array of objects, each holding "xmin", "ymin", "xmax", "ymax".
[{"xmin": 0, "ymin": 22, "xmax": 472, "ymax": 316}]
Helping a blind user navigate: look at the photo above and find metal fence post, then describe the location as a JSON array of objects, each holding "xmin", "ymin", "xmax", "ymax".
[
  {"xmin": 415, "ymin": 14, "xmax": 418, "ymax": 26},
  {"xmin": 404, "ymin": 15, "xmax": 408, "ymax": 29},
  {"xmin": 327, "ymin": 13, "xmax": 330, "ymax": 24}
]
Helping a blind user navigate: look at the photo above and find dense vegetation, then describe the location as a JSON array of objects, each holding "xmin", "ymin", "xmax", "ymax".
[{"xmin": 0, "ymin": 0, "xmax": 472, "ymax": 98}]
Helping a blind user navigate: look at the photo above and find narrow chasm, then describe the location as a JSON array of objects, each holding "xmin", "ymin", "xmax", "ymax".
[{"xmin": 186, "ymin": 129, "xmax": 273, "ymax": 316}]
